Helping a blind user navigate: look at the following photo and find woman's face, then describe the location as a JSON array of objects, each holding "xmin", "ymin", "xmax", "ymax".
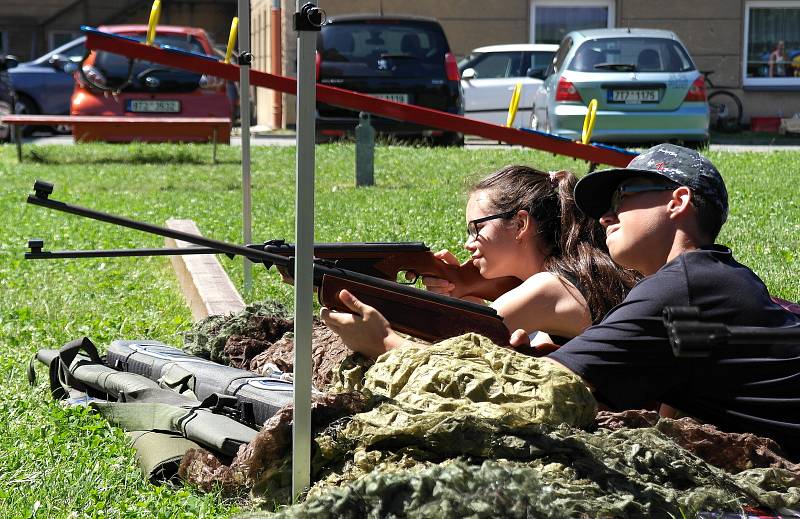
[{"xmin": 464, "ymin": 190, "xmax": 520, "ymax": 278}]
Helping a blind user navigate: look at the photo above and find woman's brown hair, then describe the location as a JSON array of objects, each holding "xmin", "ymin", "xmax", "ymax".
[{"xmin": 471, "ymin": 165, "xmax": 640, "ymax": 323}]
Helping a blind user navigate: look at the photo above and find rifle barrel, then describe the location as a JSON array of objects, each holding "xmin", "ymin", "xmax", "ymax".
[{"xmin": 26, "ymin": 181, "xmax": 506, "ymax": 324}]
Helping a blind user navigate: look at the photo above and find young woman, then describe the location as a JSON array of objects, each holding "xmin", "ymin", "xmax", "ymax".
[
  {"xmin": 424, "ymin": 165, "xmax": 639, "ymax": 346},
  {"xmin": 322, "ymin": 165, "xmax": 640, "ymax": 358}
]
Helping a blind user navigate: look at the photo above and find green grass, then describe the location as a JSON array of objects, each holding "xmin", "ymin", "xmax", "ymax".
[{"xmin": 0, "ymin": 142, "xmax": 797, "ymax": 518}]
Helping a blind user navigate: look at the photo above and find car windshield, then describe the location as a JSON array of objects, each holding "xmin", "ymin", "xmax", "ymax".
[
  {"xmin": 318, "ymin": 21, "xmax": 447, "ymax": 78},
  {"xmin": 568, "ymin": 37, "xmax": 694, "ymax": 73}
]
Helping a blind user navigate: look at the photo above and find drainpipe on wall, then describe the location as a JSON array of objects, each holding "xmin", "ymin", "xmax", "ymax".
[{"xmin": 271, "ymin": 0, "xmax": 282, "ymax": 128}]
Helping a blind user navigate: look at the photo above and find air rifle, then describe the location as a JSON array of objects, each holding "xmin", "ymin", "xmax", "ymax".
[
  {"xmin": 25, "ymin": 239, "xmax": 521, "ymax": 302},
  {"xmin": 26, "ymin": 180, "xmax": 512, "ymax": 346},
  {"xmin": 663, "ymin": 306, "xmax": 800, "ymax": 358}
]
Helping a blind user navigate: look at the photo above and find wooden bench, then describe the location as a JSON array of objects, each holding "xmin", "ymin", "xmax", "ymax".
[{"xmin": 1, "ymin": 115, "xmax": 231, "ymax": 163}]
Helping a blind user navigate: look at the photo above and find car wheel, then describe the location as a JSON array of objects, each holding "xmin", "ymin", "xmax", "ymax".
[
  {"xmin": 14, "ymin": 93, "xmax": 39, "ymax": 136},
  {"xmin": 430, "ymin": 132, "xmax": 464, "ymax": 147}
]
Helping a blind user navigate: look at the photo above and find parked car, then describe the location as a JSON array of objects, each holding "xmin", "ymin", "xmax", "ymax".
[
  {"xmin": 0, "ymin": 55, "xmax": 19, "ymax": 141},
  {"xmin": 8, "ymin": 36, "xmax": 86, "ymax": 134},
  {"xmin": 458, "ymin": 43, "xmax": 557, "ymax": 128},
  {"xmin": 72, "ymin": 24, "xmax": 232, "ymax": 137},
  {"xmin": 531, "ymin": 28, "xmax": 709, "ymax": 145},
  {"xmin": 315, "ymin": 14, "xmax": 464, "ymax": 146}
]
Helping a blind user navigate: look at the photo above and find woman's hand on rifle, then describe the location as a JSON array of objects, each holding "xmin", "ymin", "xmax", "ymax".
[{"xmin": 418, "ymin": 249, "xmax": 485, "ymax": 304}]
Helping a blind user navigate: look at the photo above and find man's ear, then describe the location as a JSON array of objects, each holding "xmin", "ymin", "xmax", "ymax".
[{"xmin": 667, "ymin": 186, "xmax": 693, "ymax": 218}]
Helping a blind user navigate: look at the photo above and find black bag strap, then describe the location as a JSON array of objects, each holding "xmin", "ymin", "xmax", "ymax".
[{"xmin": 53, "ymin": 337, "xmax": 105, "ymax": 399}]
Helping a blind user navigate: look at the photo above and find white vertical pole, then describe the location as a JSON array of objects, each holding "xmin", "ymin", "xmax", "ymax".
[
  {"xmin": 239, "ymin": 0, "xmax": 253, "ymax": 294},
  {"xmin": 292, "ymin": 0, "xmax": 316, "ymax": 500}
]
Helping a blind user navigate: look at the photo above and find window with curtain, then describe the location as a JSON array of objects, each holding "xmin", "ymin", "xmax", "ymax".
[
  {"xmin": 744, "ymin": 1, "xmax": 800, "ymax": 86},
  {"xmin": 531, "ymin": 1, "xmax": 613, "ymax": 45}
]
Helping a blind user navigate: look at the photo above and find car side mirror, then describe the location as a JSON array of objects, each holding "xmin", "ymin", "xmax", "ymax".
[
  {"xmin": 1, "ymin": 55, "xmax": 17, "ymax": 70},
  {"xmin": 62, "ymin": 62, "xmax": 78, "ymax": 74},
  {"xmin": 461, "ymin": 67, "xmax": 477, "ymax": 80}
]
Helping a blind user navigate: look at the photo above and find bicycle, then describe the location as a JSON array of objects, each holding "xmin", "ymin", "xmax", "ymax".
[{"xmin": 702, "ymin": 70, "xmax": 743, "ymax": 133}]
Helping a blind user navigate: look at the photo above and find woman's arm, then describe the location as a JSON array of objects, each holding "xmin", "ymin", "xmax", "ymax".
[{"xmin": 491, "ymin": 272, "xmax": 592, "ymax": 339}]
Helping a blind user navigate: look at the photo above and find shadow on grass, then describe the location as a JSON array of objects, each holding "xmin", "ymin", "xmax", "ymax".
[{"xmin": 25, "ymin": 145, "xmax": 240, "ymax": 165}]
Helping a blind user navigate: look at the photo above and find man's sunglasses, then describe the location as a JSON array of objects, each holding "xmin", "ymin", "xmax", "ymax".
[
  {"xmin": 609, "ymin": 183, "xmax": 677, "ymax": 214},
  {"xmin": 467, "ymin": 209, "xmax": 517, "ymax": 239}
]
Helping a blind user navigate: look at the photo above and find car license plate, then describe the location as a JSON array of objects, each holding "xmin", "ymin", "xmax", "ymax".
[
  {"xmin": 371, "ymin": 93, "xmax": 410, "ymax": 104},
  {"xmin": 609, "ymin": 89, "xmax": 659, "ymax": 104},
  {"xmin": 127, "ymin": 100, "xmax": 181, "ymax": 113}
]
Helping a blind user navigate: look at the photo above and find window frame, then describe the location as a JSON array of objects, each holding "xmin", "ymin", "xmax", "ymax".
[
  {"xmin": 743, "ymin": 0, "xmax": 800, "ymax": 88},
  {"xmin": 529, "ymin": 0, "xmax": 615, "ymax": 45}
]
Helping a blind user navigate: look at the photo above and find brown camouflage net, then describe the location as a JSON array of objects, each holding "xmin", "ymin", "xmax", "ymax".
[
  {"xmin": 179, "ymin": 306, "xmax": 800, "ymax": 517},
  {"xmin": 183, "ymin": 302, "xmax": 350, "ymax": 390}
]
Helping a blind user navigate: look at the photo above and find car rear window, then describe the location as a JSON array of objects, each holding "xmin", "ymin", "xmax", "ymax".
[
  {"xmin": 568, "ymin": 37, "xmax": 695, "ymax": 73},
  {"xmin": 94, "ymin": 33, "xmax": 207, "ymax": 88},
  {"xmin": 318, "ymin": 21, "xmax": 448, "ymax": 78}
]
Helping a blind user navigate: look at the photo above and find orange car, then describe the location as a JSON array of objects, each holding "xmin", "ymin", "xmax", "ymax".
[{"xmin": 71, "ymin": 25, "xmax": 232, "ymax": 142}]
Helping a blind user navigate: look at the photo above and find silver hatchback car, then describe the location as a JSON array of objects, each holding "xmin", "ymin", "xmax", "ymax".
[{"xmin": 531, "ymin": 28, "xmax": 709, "ymax": 145}]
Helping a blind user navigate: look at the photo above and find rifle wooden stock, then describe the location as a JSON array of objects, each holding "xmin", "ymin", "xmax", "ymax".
[
  {"xmin": 263, "ymin": 241, "xmax": 521, "ymax": 301},
  {"xmin": 319, "ymin": 273, "xmax": 511, "ymax": 345}
]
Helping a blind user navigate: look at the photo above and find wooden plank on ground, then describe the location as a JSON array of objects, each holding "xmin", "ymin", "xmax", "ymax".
[{"xmin": 165, "ymin": 218, "xmax": 245, "ymax": 321}]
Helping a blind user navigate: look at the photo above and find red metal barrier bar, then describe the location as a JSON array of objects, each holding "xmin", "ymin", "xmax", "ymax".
[{"xmin": 83, "ymin": 27, "xmax": 636, "ymax": 167}]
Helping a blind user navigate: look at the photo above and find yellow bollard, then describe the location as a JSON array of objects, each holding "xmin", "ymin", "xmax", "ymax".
[
  {"xmin": 224, "ymin": 17, "xmax": 239, "ymax": 64},
  {"xmin": 146, "ymin": 0, "xmax": 162, "ymax": 46},
  {"xmin": 581, "ymin": 98, "xmax": 598, "ymax": 144},
  {"xmin": 506, "ymin": 83, "xmax": 523, "ymax": 127}
]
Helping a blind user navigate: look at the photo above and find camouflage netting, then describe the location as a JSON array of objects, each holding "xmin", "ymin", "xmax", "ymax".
[
  {"xmin": 183, "ymin": 302, "xmax": 350, "ymax": 389},
  {"xmin": 178, "ymin": 306, "xmax": 800, "ymax": 517}
]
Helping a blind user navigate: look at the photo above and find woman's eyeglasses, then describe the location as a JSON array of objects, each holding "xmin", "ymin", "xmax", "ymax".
[
  {"xmin": 467, "ymin": 210, "xmax": 517, "ymax": 239},
  {"xmin": 609, "ymin": 184, "xmax": 676, "ymax": 214}
]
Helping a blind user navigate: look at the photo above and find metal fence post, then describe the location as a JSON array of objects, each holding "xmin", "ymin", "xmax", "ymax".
[{"xmin": 355, "ymin": 111, "xmax": 375, "ymax": 186}]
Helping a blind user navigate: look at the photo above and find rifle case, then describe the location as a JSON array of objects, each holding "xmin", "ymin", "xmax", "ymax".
[
  {"xmin": 29, "ymin": 337, "xmax": 260, "ymax": 482},
  {"xmin": 105, "ymin": 340, "xmax": 295, "ymax": 426}
]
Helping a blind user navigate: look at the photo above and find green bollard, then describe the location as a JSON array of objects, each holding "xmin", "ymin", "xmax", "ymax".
[{"xmin": 355, "ymin": 111, "xmax": 375, "ymax": 186}]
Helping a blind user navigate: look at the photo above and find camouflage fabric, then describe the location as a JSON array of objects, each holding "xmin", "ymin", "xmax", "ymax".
[
  {"xmin": 175, "ymin": 329, "xmax": 799, "ymax": 517},
  {"xmin": 253, "ymin": 425, "xmax": 800, "ymax": 518}
]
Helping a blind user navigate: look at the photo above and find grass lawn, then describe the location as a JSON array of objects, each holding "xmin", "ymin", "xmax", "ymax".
[{"xmin": 0, "ymin": 142, "xmax": 797, "ymax": 518}]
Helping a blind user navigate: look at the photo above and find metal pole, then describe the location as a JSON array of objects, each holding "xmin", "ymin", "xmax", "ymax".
[
  {"xmin": 271, "ymin": 0, "xmax": 283, "ymax": 128},
  {"xmin": 292, "ymin": 0, "xmax": 320, "ymax": 501},
  {"xmin": 239, "ymin": 0, "xmax": 254, "ymax": 294}
]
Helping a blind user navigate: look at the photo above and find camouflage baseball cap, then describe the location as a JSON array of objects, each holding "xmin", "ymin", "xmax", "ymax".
[{"xmin": 574, "ymin": 143, "xmax": 728, "ymax": 220}]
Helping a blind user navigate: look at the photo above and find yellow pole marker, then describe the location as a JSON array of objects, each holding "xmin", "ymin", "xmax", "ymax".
[
  {"xmin": 224, "ymin": 17, "xmax": 239, "ymax": 64},
  {"xmin": 146, "ymin": 0, "xmax": 162, "ymax": 46},
  {"xmin": 581, "ymin": 98, "xmax": 598, "ymax": 144},
  {"xmin": 506, "ymin": 82, "xmax": 523, "ymax": 127}
]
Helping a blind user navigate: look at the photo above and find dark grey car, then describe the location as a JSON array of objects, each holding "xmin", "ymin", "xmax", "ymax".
[{"xmin": 315, "ymin": 15, "xmax": 464, "ymax": 146}]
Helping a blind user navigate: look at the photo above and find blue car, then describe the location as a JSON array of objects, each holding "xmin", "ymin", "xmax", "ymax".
[
  {"xmin": 8, "ymin": 36, "xmax": 86, "ymax": 132},
  {"xmin": 0, "ymin": 55, "xmax": 18, "ymax": 141}
]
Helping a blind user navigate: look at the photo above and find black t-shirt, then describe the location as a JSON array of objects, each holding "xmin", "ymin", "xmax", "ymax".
[{"xmin": 548, "ymin": 246, "xmax": 800, "ymax": 459}]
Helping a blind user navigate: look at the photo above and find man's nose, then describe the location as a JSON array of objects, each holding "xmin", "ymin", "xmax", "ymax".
[{"xmin": 599, "ymin": 211, "xmax": 618, "ymax": 227}]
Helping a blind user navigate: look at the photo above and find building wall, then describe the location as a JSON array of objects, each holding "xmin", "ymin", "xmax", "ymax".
[{"xmin": 251, "ymin": 0, "xmax": 797, "ymax": 127}]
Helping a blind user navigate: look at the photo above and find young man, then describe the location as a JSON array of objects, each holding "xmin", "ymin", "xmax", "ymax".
[{"xmin": 321, "ymin": 144, "xmax": 800, "ymax": 459}]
